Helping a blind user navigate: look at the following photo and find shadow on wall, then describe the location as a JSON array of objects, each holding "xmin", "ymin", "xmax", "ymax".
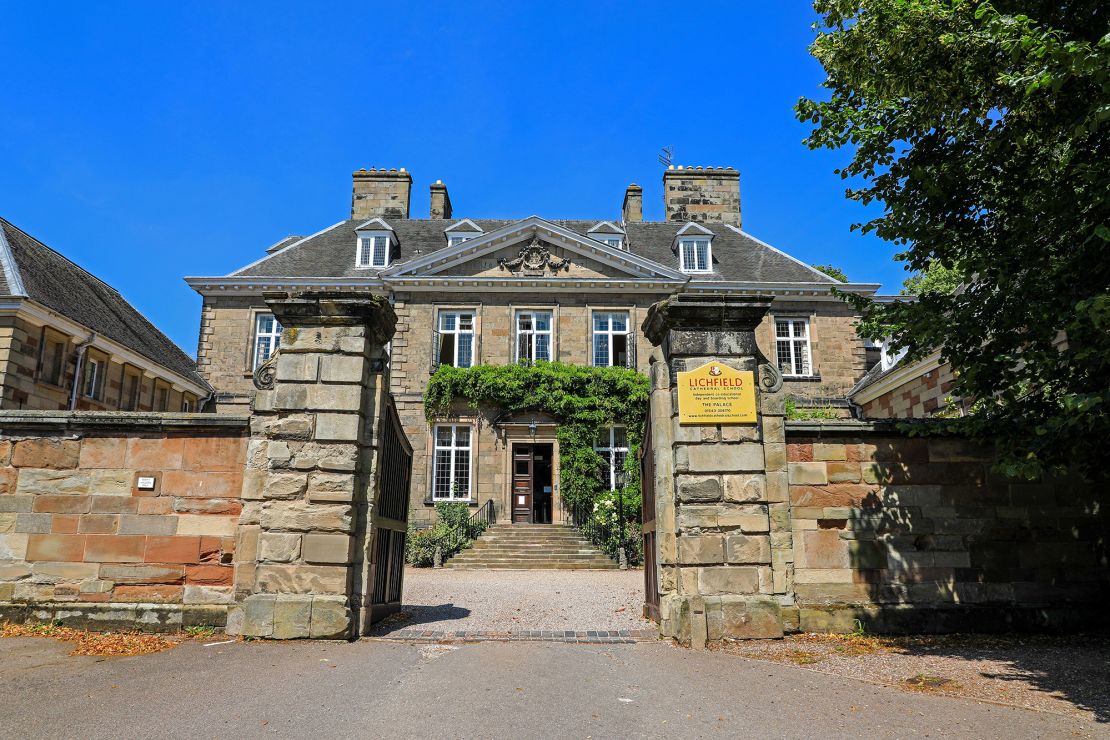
[{"xmin": 790, "ymin": 433, "xmax": 1109, "ymax": 634}]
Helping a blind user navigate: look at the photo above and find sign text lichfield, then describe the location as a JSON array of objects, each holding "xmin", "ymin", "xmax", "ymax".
[{"xmin": 677, "ymin": 362, "xmax": 757, "ymax": 424}]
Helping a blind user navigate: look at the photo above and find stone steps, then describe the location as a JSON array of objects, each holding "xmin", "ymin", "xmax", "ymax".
[{"xmin": 445, "ymin": 524, "xmax": 619, "ymax": 570}]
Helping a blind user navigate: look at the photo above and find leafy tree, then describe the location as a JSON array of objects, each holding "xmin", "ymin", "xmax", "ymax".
[
  {"xmin": 813, "ymin": 263, "xmax": 849, "ymax": 282},
  {"xmin": 901, "ymin": 262, "xmax": 964, "ymax": 296},
  {"xmin": 798, "ymin": 1, "xmax": 1110, "ymax": 478}
]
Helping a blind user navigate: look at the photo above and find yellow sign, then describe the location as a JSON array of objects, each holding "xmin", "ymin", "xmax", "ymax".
[{"xmin": 677, "ymin": 363, "xmax": 757, "ymax": 424}]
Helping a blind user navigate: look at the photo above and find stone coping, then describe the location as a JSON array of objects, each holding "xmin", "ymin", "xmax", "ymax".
[
  {"xmin": 367, "ymin": 628, "xmax": 658, "ymax": 644},
  {"xmin": 0, "ymin": 410, "xmax": 250, "ymax": 432},
  {"xmin": 784, "ymin": 419, "xmax": 965, "ymax": 437}
]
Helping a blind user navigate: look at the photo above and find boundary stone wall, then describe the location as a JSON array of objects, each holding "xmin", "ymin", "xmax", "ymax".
[
  {"xmin": 0, "ymin": 412, "xmax": 248, "ymax": 630},
  {"xmin": 786, "ymin": 420, "xmax": 1109, "ymax": 633}
]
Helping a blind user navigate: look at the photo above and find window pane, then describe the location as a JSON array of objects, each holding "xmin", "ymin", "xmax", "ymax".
[
  {"xmin": 593, "ymin": 333, "xmax": 609, "ymax": 367},
  {"xmin": 517, "ymin": 333, "xmax": 531, "ymax": 362},
  {"xmin": 595, "ymin": 428, "xmax": 609, "ymax": 449},
  {"xmin": 794, "ymin": 340, "xmax": 811, "ymax": 375},
  {"xmin": 459, "ymin": 313, "xmax": 473, "ymax": 330},
  {"xmin": 455, "ymin": 426, "xmax": 470, "ymax": 447},
  {"xmin": 435, "ymin": 427, "xmax": 452, "ymax": 446},
  {"xmin": 258, "ymin": 315, "xmax": 273, "ymax": 334},
  {"xmin": 593, "ymin": 314, "xmax": 607, "ymax": 332},
  {"xmin": 535, "ymin": 334, "xmax": 550, "ymax": 362},
  {"xmin": 612, "ymin": 426, "xmax": 627, "ymax": 449},
  {"xmin": 518, "ymin": 313, "xmax": 533, "ymax": 331},
  {"xmin": 434, "ymin": 450, "xmax": 452, "ymax": 498},
  {"xmin": 439, "ymin": 334, "xmax": 455, "ymax": 367},
  {"xmin": 611, "ymin": 313, "xmax": 627, "ymax": 332},
  {"xmin": 440, "ymin": 313, "xmax": 456, "ymax": 331},
  {"xmin": 777, "ymin": 340, "xmax": 793, "ymax": 374},
  {"xmin": 256, "ymin": 337, "xmax": 271, "ymax": 367},
  {"xmin": 373, "ymin": 237, "xmax": 387, "ymax": 265},
  {"xmin": 793, "ymin": 320, "xmax": 808, "ymax": 338},
  {"xmin": 775, "ymin": 321, "xmax": 789, "ymax": 338},
  {"xmin": 456, "ymin": 334, "xmax": 473, "ymax": 368},
  {"xmin": 453, "ymin": 449, "xmax": 470, "ymax": 498},
  {"xmin": 534, "ymin": 312, "xmax": 551, "ymax": 331},
  {"xmin": 696, "ymin": 243, "xmax": 709, "ymax": 271}
]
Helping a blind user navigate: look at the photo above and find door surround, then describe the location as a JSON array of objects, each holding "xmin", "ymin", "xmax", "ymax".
[{"xmin": 497, "ymin": 420, "xmax": 562, "ymax": 523}]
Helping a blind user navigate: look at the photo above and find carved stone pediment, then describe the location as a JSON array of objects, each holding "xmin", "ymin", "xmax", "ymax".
[{"xmin": 498, "ymin": 237, "xmax": 571, "ymax": 276}]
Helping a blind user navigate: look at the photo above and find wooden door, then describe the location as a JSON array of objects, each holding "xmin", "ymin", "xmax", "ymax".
[{"xmin": 512, "ymin": 444, "xmax": 533, "ymax": 524}]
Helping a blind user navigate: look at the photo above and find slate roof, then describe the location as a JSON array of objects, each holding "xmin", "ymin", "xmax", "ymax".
[
  {"xmin": 0, "ymin": 218, "xmax": 209, "ymax": 388},
  {"xmin": 229, "ymin": 218, "xmax": 839, "ymax": 284}
]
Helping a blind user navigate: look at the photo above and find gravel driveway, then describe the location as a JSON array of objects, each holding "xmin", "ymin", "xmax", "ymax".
[{"xmin": 368, "ymin": 567, "xmax": 653, "ymax": 634}]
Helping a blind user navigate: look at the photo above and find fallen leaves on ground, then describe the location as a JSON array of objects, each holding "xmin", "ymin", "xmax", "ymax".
[{"xmin": 2, "ymin": 622, "xmax": 181, "ymax": 657}]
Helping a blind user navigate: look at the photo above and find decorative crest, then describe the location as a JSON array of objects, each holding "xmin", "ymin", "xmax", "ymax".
[{"xmin": 498, "ymin": 237, "xmax": 570, "ymax": 276}]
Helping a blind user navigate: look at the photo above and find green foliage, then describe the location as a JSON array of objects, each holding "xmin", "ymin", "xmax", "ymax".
[
  {"xmin": 784, "ymin": 397, "xmax": 841, "ymax": 421},
  {"xmin": 901, "ymin": 262, "xmax": 964, "ymax": 297},
  {"xmin": 406, "ymin": 502, "xmax": 488, "ymax": 567},
  {"xmin": 813, "ymin": 264, "xmax": 849, "ymax": 282},
  {"xmin": 798, "ymin": 1, "xmax": 1110, "ymax": 479},
  {"xmin": 424, "ymin": 362, "xmax": 650, "ymax": 507}
]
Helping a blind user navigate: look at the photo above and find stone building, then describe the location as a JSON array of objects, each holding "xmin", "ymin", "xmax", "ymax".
[
  {"xmin": 187, "ymin": 166, "xmax": 881, "ymax": 526},
  {"xmin": 0, "ymin": 218, "xmax": 210, "ymax": 413}
]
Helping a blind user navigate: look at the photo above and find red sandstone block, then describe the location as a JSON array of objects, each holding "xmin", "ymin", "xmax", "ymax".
[
  {"xmin": 845, "ymin": 443, "xmax": 878, "ymax": 463},
  {"xmin": 199, "ymin": 536, "xmax": 222, "ymax": 563},
  {"xmin": 126, "ymin": 436, "xmax": 184, "ymax": 471},
  {"xmin": 88, "ymin": 496, "xmax": 139, "ymax": 514},
  {"xmin": 0, "ymin": 440, "xmax": 11, "ymax": 465},
  {"xmin": 786, "ymin": 443, "xmax": 813, "ymax": 462},
  {"xmin": 78, "ymin": 592, "xmax": 112, "ymax": 602},
  {"xmin": 52, "ymin": 514, "xmax": 80, "ymax": 534},
  {"xmin": 181, "ymin": 436, "xmax": 246, "ymax": 472},
  {"xmin": 137, "ymin": 497, "xmax": 174, "ymax": 515},
  {"xmin": 0, "ymin": 467, "xmax": 17, "ymax": 494},
  {"xmin": 162, "ymin": 470, "xmax": 242, "ymax": 499},
  {"xmin": 173, "ymin": 498, "xmax": 242, "ymax": 515},
  {"xmin": 145, "ymin": 536, "xmax": 201, "ymax": 564},
  {"xmin": 113, "ymin": 584, "xmax": 183, "ymax": 603},
  {"xmin": 26, "ymin": 534, "xmax": 86, "ymax": 562},
  {"xmin": 186, "ymin": 564, "xmax": 233, "ymax": 586},
  {"xmin": 33, "ymin": 495, "xmax": 92, "ymax": 514},
  {"xmin": 11, "ymin": 439, "xmax": 80, "ymax": 469},
  {"xmin": 84, "ymin": 534, "xmax": 147, "ymax": 563},
  {"xmin": 78, "ymin": 514, "xmax": 119, "ymax": 534},
  {"xmin": 78, "ymin": 437, "xmax": 127, "ymax": 469},
  {"xmin": 790, "ymin": 484, "xmax": 878, "ymax": 508}
]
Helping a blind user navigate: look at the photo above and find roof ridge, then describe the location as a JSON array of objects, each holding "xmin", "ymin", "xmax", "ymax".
[{"xmin": 0, "ymin": 217, "xmax": 124, "ymax": 296}]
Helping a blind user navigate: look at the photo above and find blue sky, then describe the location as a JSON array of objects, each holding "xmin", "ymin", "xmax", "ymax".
[{"xmin": 1, "ymin": 2, "xmax": 905, "ymax": 356}]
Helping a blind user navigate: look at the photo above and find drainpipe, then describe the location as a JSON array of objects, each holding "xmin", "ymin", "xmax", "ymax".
[{"xmin": 67, "ymin": 333, "xmax": 97, "ymax": 411}]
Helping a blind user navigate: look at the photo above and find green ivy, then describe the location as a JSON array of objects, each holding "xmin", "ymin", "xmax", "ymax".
[{"xmin": 423, "ymin": 362, "xmax": 650, "ymax": 508}]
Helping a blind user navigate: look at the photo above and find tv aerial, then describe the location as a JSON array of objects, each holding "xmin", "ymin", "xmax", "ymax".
[{"xmin": 658, "ymin": 146, "xmax": 674, "ymax": 168}]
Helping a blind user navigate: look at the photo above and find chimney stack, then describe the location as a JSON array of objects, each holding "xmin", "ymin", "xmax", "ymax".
[
  {"xmin": 662, "ymin": 166, "xmax": 741, "ymax": 227},
  {"xmin": 622, "ymin": 183, "xmax": 643, "ymax": 223},
  {"xmin": 351, "ymin": 168, "xmax": 412, "ymax": 220},
  {"xmin": 429, "ymin": 180, "xmax": 452, "ymax": 220}
]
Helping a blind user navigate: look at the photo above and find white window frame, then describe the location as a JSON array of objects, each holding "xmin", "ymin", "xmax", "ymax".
[
  {"xmin": 432, "ymin": 424, "xmax": 473, "ymax": 501},
  {"xmin": 679, "ymin": 237, "xmax": 712, "ymax": 273},
  {"xmin": 594, "ymin": 426, "xmax": 629, "ymax": 491},
  {"xmin": 595, "ymin": 235, "xmax": 624, "ymax": 249},
  {"xmin": 181, "ymin": 397, "xmax": 195, "ymax": 413},
  {"xmin": 591, "ymin": 311, "xmax": 630, "ymax": 368},
  {"xmin": 514, "ymin": 310, "xmax": 553, "ymax": 363},
  {"xmin": 356, "ymin": 232, "xmax": 392, "ymax": 269},
  {"xmin": 82, "ymin": 356, "xmax": 102, "ymax": 399},
  {"xmin": 775, "ymin": 317, "xmax": 813, "ymax": 377},
  {"xmin": 437, "ymin": 310, "xmax": 475, "ymax": 368},
  {"xmin": 253, "ymin": 313, "xmax": 283, "ymax": 371}
]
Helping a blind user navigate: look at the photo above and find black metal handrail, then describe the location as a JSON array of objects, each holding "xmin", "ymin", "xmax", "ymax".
[
  {"xmin": 560, "ymin": 487, "xmax": 641, "ymax": 568},
  {"xmin": 433, "ymin": 499, "xmax": 495, "ymax": 566}
]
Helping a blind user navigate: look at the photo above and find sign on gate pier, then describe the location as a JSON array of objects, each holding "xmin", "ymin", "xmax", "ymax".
[{"xmin": 676, "ymin": 362, "xmax": 757, "ymax": 424}]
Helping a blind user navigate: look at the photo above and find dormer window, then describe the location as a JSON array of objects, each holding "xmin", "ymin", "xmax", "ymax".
[
  {"xmin": 679, "ymin": 237, "xmax": 712, "ymax": 272},
  {"xmin": 358, "ymin": 234, "xmax": 391, "ymax": 268},
  {"xmin": 588, "ymin": 222, "xmax": 626, "ymax": 250},
  {"xmin": 354, "ymin": 218, "xmax": 395, "ymax": 269},
  {"xmin": 445, "ymin": 218, "xmax": 484, "ymax": 247}
]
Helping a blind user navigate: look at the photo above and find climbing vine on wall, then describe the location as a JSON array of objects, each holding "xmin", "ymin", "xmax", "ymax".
[{"xmin": 423, "ymin": 362, "xmax": 650, "ymax": 507}]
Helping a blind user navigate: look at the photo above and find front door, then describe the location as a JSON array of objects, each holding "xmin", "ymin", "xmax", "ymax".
[{"xmin": 512, "ymin": 444, "xmax": 533, "ymax": 523}]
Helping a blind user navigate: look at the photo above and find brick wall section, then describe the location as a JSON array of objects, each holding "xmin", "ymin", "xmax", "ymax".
[
  {"xmin": 860, "ymin": 361, "xmax": 961, "ymax": 418},
  {"xmin": 785, "ymin": 421, "xmax": 1109, "ymax": 632},
  {"xmin": 0, "ymin": 413, "xmax": 248, "ymax": 616}
]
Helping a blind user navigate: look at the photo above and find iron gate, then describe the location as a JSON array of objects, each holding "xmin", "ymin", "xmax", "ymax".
[
  {"xmin": 640, "ymin": 409, "xmax": 660, "ymax": 622},
  {"xmin": 367, "ymin": 398, "xmax": 412, "ymax": 624}
]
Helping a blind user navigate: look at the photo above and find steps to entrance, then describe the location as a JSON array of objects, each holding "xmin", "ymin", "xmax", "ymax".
[{"xmin": 444, "ymin": 524, "xmax": 619, "ymax": 570}]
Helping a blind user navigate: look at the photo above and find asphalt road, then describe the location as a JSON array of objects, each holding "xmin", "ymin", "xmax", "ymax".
[{"xmin": 0, "ymin": 636, "xmax": 1100, "ymax": 739}]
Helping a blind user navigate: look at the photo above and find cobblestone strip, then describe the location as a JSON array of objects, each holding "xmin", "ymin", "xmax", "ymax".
[{"xmin": 366, "ymin": 628, "xmax": 658, "ymax": 644}]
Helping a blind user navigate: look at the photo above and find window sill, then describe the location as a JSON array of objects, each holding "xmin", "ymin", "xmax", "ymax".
[
  {"xmin": 782, "ymin": 375, "xmax": 823, "ymax": 382},
  {"xmin": 424, "ymin": 498, "xmax": 479, "ymax": 506}
]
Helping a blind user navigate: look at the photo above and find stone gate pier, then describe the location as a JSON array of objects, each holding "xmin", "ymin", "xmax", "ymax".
[{"xmin": 643, "ymin": 295, "xmax": 792, "ymax": 646}]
